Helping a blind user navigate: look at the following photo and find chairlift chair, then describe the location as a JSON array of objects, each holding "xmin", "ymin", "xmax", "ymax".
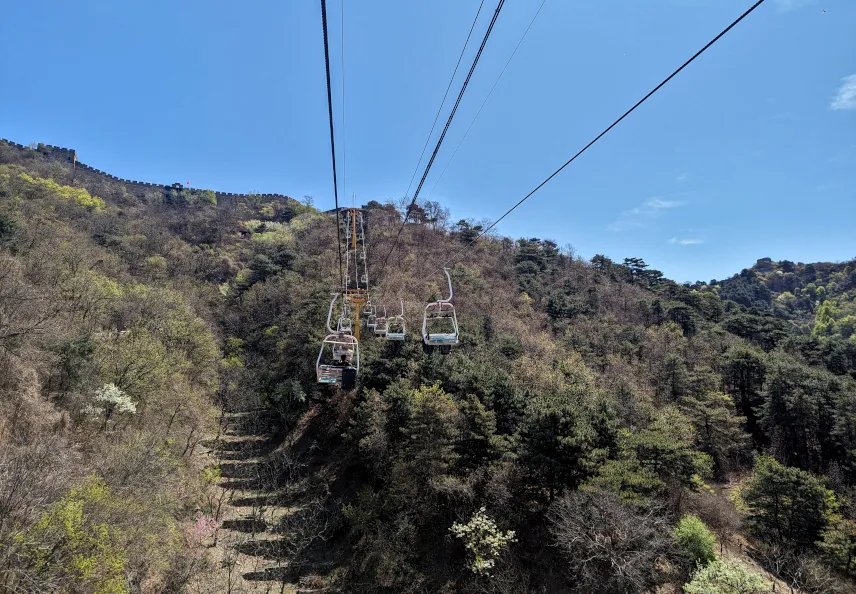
[
  {"xmin": 364, "ymin": 301, "xmax": 376, "ymax": 328},
  {"xmin": 387, "ymin": 298, "xmax": 406, "ymax": 341},
  {"xmin": 422, "ymin": 268, "xmax": 459, "ymax": 351},
  {"xmin": 317, "ymin": 334, "xmax": 359, "ymax": 389},
  {"xmin": 316, "ymin": 294, "xmax": 359, "ymax": 389},
  {"xmin": 337, "ymin": 300, "xmax": 354, "ymax": 334},
  {"xmin": 374, "ymin": 306, "xmax": 388, "ymax": 337}
]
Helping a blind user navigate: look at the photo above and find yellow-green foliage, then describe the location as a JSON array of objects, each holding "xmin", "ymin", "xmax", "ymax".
[
  {"xmin": 241, "ymin": 219, "xmax": 292, "ymax": 244},
  {"xmin": 144, "ymin": 255, "xmax": 169, "ymax": 279},
  {"xmin": 241, "ymin": 212, "xmax": 325, "ymax": 245},
  {"xmin": 200, "ymin": 464, "xmax": 222, "ymax": 486},
  {"xmin": 674, "ymin": 514, "xmax": 717, "ymax": 567},
  {"xmin": 813, "ymin": 299, "xmax": 856, "ymax": 340},
  {"xmin": 198, "ymin": 189, "xmax": 216, "ymax": 206},
  {"xmin": 107, "ymin": 284, "xmax": 219, "ymax": 390},
  {"xmin": 729, "ymin": 486, "xmax": 748, "ymax": 511},
  {"xmin": 19, "ymin": 172, "xmax": 106, "ymax": 210},
  {"xmin": 20, "ymin": 476, "xmax": 128, "ymax": 594},
  {"xmin": 511, "ymin": 348, "xmax": 598, "ymax": 407}
]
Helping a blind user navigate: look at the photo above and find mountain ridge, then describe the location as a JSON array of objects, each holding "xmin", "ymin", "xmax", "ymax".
[{"xmin": 1, "ymin": 140, "xmax": 855, "ymax": 592}]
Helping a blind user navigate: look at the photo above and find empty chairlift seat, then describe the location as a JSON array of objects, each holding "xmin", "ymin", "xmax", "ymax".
[
  {"xmin": 374, "ymin": 306, "xmax": 388, "ymax": 337},
  {"xmin": 422, "ymin": 268, "xmax": 459, "ymax": 350},
  {"xmin": 364, "ymin": 303, "xmax": 377, "ymax": 329},
  {"xmin": 387, "ymin": 299, "xmax": 407, "ymax": 341},
  {"xmin": 422, "ymin": 302, "xmax": 459, "ymax": 346}
]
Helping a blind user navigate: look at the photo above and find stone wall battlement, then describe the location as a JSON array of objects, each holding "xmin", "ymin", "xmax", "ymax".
[{"xmin": 0, "ymin": 138, "xmax": 293, "ymax": 205}]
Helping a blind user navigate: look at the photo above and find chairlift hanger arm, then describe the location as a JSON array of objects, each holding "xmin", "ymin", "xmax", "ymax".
[
  {"xmin": 439, "ymin": 267, "xmax": 453, "ymax": 303},
  {"xmin": 326, "ymin": 293, "xmax": 340, "ymax": 333}
]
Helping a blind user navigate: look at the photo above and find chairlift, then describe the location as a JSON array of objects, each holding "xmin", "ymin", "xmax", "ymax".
[
  {"xmin": 336, "ymin": 300, "xmax": 354, "ymax": 334},
  {"xmin": 366, "ymin": 302, "xmax": 377, "ymax": 329},
  {"xmin": 422, "ymin": 268, "xmax": 459, "ymax": 353},
  {"xmin": 316, "ymin": 294, "xmax": 359, "ymax": 389},
  {"xmin": 374, "ymin": 305, "xmax": 388, "ymax": 337},
  {"xmin": 387, "ymin": 298, "xmax": 406, "ymax": 341}
]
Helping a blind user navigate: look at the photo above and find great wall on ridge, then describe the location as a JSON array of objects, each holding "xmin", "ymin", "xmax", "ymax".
[{"xmin": 0, "ymin": 138, "xmax": 294, "ymax": 206}]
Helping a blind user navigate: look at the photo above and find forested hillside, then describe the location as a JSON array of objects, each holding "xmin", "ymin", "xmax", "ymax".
[
  {"xmin": 704, "ymin": 257, "xmax": 856, "ymax": 359},
  {"xmin": 1, "ymin": 142, "xmax": 855, "ymax": 593}
]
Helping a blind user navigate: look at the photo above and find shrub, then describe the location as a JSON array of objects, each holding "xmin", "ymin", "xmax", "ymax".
[
  {"xmin": 450, "ymin": 506, "xmax": 516, "ymax": 575},
  {"xmin": 817, "ymin": 517, "xmax": 856, "ymax": 572},
  {"xmin": 674, "ymin": 514, "xmax": 717, "ymax": 567},
  {"xmin": 93, "ymin": 383, "xmax": 136, "ymax": 414},
  {"xmin": 683, "ymin": 559, "xmax": 772, "ymax": 594},
  {"xmin": 16, "ymin": 476, "xmax": 128, "ymax": 593},
  {"xmin": 18, "ymin": 172, "xmax": 105, "ymax": 210}
]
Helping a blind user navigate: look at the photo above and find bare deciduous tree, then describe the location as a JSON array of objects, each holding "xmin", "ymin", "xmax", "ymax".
[
  {"xmin": 547, "ymin": 491, "xmax": 674, "ymax": 593},
  {"xmin": 756, "ymin": 544, "xmax": 845, "ymax": 594}
]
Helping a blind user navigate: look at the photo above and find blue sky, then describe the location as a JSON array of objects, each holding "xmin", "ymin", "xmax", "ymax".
[{"xmin": 1, "ymin": 0, "xmax": 853, "ymax": 282}]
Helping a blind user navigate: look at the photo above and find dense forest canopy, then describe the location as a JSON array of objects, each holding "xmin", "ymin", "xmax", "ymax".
[{"xmin": 1, "ymin": 142, "xmax": 855, "ymax": 593}]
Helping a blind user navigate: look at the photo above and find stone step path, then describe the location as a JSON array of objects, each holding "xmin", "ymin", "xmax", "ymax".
[{"xmin": 207, "ymin": 410, "xmax": 299, "ymax": 593}]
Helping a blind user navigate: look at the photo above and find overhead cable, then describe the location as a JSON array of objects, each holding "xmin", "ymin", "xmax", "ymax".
[
  {"xmin": 441, "ymin": 0, "xmax": 768, "ymax": 269},
  {"xmin": 403, "ymin": 0, "xmax": 487, "ymax": 201},
  {"xmin": 320, "ymin": 0, "xmax": 345, "ymax": 288},
  {"xmin": 428, "ymin": 0, "xmax": 547, "ymax": 199},
  {"xmin": 378, "ymin": 0, "xmax": 507, "ymax": 280}
]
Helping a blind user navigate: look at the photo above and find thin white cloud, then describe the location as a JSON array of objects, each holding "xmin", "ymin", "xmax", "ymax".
[
  {"xmin": 646, "ymin": 197, "xmax": 685, "ymax": 209},
  {"xmin": 669, "ymin": 237, "xmax": 704, "ymax": 245},
  {"xmin": 772, "ymin": 0, "xmax": 815, "ymax": 12},
  {"xmin": 608, "ymin": 196, "xmax": 686, "ymax": 232},
  {"xmin": 676, "ymin": 172, "xmax": 689, "ymax": 182},
  {"xmin": 831, "ymin": 75, "xmax": 856, "ymax": 111}
]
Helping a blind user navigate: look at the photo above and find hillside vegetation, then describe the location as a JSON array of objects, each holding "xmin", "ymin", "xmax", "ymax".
[{"xmin": 1, "ymin": 143, "xmax": 855, "ymax": 593}]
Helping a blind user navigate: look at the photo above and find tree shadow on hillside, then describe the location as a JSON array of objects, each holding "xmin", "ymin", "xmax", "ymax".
[
  {"xmin": 242, "ymin": 565, "xmax": 291, "ymax": 583},
  {"xmin": 221, "ymin": 516, "xmax": 268, "ymax": 533},
  {"xmin": 222, "ymin": 414, "xmax": 277, "ymax": 437},
  {"xmin": 216, "ymin": 401, "xmax": 352, "ymax": 586},
  {"xmin": 237, "ymin": 538, "xmax": 286, "ymax": 560}
]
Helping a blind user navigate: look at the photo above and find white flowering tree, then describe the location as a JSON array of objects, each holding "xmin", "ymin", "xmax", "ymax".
[
  {"xmin": 683, "ymin": 559, "xmax": 772, "ymax": 594},
  {"xmin": 87, "ymin": 383, "xmax": 137, "ymax": 429},
  {"xmin": 450, "ymin": 507, "xmax": 516, "ymax": 576}
]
